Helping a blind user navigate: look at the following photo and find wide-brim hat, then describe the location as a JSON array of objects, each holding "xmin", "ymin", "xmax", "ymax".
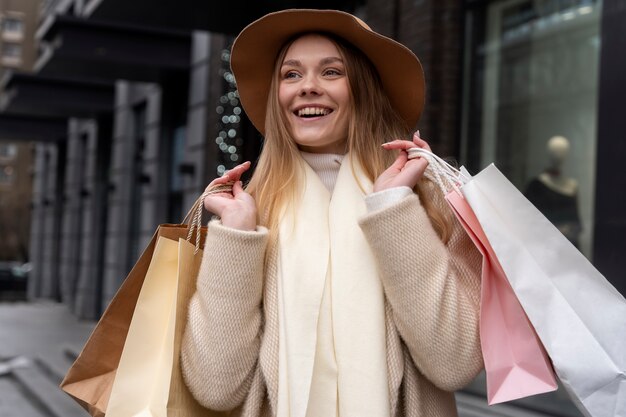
[{"xmin": 231, "ymin": 9, "xmax": 425, "ymax": 135}]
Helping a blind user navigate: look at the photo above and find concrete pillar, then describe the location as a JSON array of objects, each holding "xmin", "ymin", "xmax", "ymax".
[
  {"xmin": 182, "ymin": 31, "xmax": 257, "ymax": 218},
  {"xmin": 58, "ymin": 119, "xmax": 95, "ymax": 310},
  {"xmin": 102, "ymin": 81, "xmax": 162, "ymax": 308},
  {"xmin": 40, "ymin": 142, "xmax": 65, "ymax": 300},
  {"xmin": 73, "ymin": 119, "xmax": 105, "ymax": 319},
  {"xmin": 26, "ymin": 144, "xmax": 45, "ymax": 300},
  {"xmin": 182, "ymin": 31, "xmax": 215, "ymax": 212}
]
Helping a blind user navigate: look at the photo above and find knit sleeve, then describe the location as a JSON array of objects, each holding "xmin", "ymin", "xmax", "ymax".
[
  {"xmin": 181, "ymin": 219, "xmax": 269, "ymax": 410},
  {"xmin": 358, "ymin": 188, "xmax": 483, "ymax": 392}
]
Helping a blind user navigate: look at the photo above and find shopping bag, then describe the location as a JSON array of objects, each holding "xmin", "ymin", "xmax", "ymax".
[
  {"xmin": 168, "ymin": 237, "xmax": 221, "ymax": 417},
  {"xmin": 461, "ymin": 163, "xmax": 626, "ymax": 417},
  {"xmin": 407, "ymin": 147, "xmax": 559, "ymax": 405},
  {"xmin": 61, "ymin": 189, "xmax": 229, "ymax": 416},
  {"xmin": 105, "ymin": 234, "xmax": 179, "ymax": 415},
  {"xmin": 106, "ymin": 234, "xmax": 221, "ymax": 417},
  {"xmin": 60, "ymin": 224, "xmax": 191, "ymax": 416},
  {"xmin": 446, "ymin": 191, "xmax": 557, "ymax": 404}
]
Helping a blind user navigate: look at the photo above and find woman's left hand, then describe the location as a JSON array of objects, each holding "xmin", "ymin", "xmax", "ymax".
[{"xmin": 374, "ymin": 131, "xmax": 431, "ymax": 192}]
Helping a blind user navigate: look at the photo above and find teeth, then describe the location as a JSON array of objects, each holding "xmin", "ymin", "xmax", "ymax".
[{"xmin": 297, "ymin": 107, "xmax": 330, "ymax": 117}]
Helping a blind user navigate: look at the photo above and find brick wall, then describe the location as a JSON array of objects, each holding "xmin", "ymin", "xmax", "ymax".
[{"xmin": 366, "ymin": 0, "xmax": 464, "ymax": 158}]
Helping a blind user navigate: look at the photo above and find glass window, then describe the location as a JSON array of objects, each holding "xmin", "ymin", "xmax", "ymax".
[
  {"xmin": 462, "ymin": 0, "xmax": 600, "ymax": 259},
  {"xmin": 461, "ymin": 0, "xmax": 602, "ymax": 414},
  {"xmin": 2, "ymin": 43, "xmax": 22, "ymax": 58},
  {"xmin": 0, "ymin": 165, "xmax": 15, "ymax": 185},
  {"xmin": 2, "ymin": 18, "xmax": 23, "ymax": 35},
  {"xmin": 0, "ymin": 144, "xmax": 17, "ymax": 160}
]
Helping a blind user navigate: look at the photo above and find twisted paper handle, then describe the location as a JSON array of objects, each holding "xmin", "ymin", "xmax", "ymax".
[
  {"xmin": 407, "ymin": 148, "xmax": 470, "ymax": 196},
  {"xmin": 183, "ymin": 181, "xmax": 235, "ymax": 254}
]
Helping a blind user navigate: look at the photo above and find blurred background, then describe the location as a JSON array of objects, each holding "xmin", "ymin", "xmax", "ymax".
[{"xmin": 0, "ymin": 0, "xmax": 623, "ymax": 416}]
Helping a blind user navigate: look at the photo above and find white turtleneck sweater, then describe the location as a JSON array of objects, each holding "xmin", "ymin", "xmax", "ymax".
[{"xmin": 300, "ymin": 151, "xmax": 412, "ymax": 212}]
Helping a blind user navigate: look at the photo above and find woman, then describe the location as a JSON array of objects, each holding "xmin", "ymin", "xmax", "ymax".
[{"xmin": 181, "ymin": 9, "xmax": 483, "ymax": 417}]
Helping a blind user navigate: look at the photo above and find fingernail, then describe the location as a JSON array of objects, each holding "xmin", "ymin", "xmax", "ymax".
[
  {"xmin": 381, "ymin": 142, "xmax": 392, "ymax": 146},
  {"xmin": 415, "ymin": 130, "xmax": 421, "ymax": 137}
]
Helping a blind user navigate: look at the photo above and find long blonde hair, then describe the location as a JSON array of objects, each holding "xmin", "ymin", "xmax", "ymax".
[{"xmin": 245, "ymin": 33, "xmax": 452, "ymax": 242}]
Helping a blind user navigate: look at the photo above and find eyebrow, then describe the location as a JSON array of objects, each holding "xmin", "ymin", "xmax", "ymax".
[{"xmin": 281, "ymin": 56, "xmax": 344, "ymax": 68}]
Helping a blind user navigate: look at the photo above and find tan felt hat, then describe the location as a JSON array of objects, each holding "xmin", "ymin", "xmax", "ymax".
[{"xmin": 230, "ymin": 9, "xmax": 425, "ymax": 135}]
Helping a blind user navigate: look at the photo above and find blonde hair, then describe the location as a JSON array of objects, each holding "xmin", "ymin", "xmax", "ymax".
[{"xmin": 245, "ymin": 34, "xmax": 452, "ymax": 242}]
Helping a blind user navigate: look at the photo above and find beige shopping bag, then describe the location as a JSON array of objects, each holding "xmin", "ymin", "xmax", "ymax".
[
  {"xmin": 105, "ymin": 235, "xmax": 179, "ymax": 416},
  {"xmin": 62, "ymin": 190, "xmax": 228, "ymax": 416},
  {"xmin": 60, "ymin": 225, "xmax": 194, "ymax": 416},
  {"xmin": 168, "ymin": 237, "xmax": 224, "ymax": 416},
  {"xmin": 105, "ymin": 233, "xmax": 225, "ymax": 417}
]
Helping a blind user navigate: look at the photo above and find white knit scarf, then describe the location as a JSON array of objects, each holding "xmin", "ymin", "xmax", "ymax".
[{"xmin": 276, "ymin": 153, "xmax": 390, "ymax": 417}]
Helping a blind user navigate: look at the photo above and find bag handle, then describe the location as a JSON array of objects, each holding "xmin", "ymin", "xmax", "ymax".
[
  {"xmin": 407, "ymin": 147, "xmax": 470, "ymax": 195},
  {"xmin": 182, "ymin": 181, "xmax": 235, "ymax": 254}
]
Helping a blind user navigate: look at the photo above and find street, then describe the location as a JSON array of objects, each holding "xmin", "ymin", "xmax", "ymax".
[{"xmin": 0, "ymin": 301, "xmax": 93, "ymax": 417}]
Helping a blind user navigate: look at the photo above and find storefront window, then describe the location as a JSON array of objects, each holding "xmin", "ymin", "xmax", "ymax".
[
  {"xmin": 461, "ymin": 0, "xmax": 602, "ymax": 415},
  {"xmin": 462, "ymin": 0, "xmax": 601, "ymax": 259}
]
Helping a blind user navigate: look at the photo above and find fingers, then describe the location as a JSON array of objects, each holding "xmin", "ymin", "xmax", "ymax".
[
  {"xmin": 412, "ymin": 131, "xmax": 431, "ymax": 151},
  {"xmin": 232, "ymin": 180, "xmax": 245, "ymax": 196},
  {"xmin": 388, "ymin": 149, "xmax": 409, "ymax": 172},
  {"xmin": 205, "ymin": 176, "xmax": 230, "ymax": 192},
  {"xmin": 381, "ymin": 140, "xmax": 415, "ymax": 151},
  {"xmin": 381, "ymin": 132, "xmax": 431, "ymax": 153},
  {"xmin": 223, "ymin": 161, "xmax": 251, "ymax": 182},
  {"xmin": 204, "ymin": 161, "xmax": 251, "ymax": 192}
]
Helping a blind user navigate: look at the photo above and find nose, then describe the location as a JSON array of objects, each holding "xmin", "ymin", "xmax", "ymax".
[{"xmin": 299, "ymin": 74, "xmax": 321, "ymax": 96}]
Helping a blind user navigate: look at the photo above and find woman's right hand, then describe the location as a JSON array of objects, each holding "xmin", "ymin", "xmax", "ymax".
[{"xmin": 203, "ymin": 161, "xmax": 257, "ymax": 231}]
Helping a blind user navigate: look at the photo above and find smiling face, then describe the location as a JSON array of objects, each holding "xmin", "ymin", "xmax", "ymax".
[{"xmin": 278, "ymin": 34, "xmax": 351, "ymax": 154}]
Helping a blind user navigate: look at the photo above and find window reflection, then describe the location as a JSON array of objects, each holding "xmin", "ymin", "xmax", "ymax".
[
  {"xmin": 463, "ymin": 0, "xmax": 600, "ymax": 259},
  {"xmin": 524, "ymin": 136, "xmax": 582, "ymax": 248}
]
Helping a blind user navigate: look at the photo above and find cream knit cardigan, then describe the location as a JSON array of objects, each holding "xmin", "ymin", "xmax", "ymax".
[{"xmin": 181, "ymin": 182, "xmax": 484, "ymax": 417}]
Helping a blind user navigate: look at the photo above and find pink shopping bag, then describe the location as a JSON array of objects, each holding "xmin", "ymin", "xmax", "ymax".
[{"xmin": 446, "ymin": 190, "xmax": 558, "ymax": 404}]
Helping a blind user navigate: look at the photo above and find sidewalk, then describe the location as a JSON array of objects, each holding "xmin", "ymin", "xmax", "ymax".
[{"xmin": 0, "ymin": 300, "xmax": 94, "ymax": 417}]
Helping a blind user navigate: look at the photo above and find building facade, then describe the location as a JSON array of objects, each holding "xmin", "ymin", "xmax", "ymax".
[
  {"xmin": 0, "ymin": 0, "xmax": 40, "ymax": 80},
  {"xmin": 0, "ymin": 0, "xmax": 41, "ymax": 262},
  {"xmin": 0, "ymin": 141, "xmax": 32, "ymax": 261},
  {"xmin": 0, "ymin": 0, "xmax": 624, "ymax": 415}
]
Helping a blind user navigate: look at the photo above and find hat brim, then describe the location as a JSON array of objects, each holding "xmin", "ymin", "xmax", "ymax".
[{"xmin": 231, "ymin": 9, "xmax": 425, "ymax": 135}]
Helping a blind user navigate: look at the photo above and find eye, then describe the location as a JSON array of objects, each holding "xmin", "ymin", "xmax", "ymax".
[
  {"xmin": 323, "ymin": 68, "xmax": 344, "ymax": 77},
  {"xmin": 282, "ymin": 70, "xmax": 300, "ymax": 80}
]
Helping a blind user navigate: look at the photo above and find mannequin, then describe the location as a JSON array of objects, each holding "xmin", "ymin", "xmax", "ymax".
[{"xmin": 525, "ymin": 136, "xmax": 582, "ymax": 247}]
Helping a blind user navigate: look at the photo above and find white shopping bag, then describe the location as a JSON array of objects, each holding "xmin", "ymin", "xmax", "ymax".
[{"xmin": 461, "ymin": 164, "xmax": 626, "ymax": 417}]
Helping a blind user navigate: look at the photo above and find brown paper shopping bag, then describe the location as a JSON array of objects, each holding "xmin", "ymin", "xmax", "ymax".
[
  {"xmin": 61, "ymin": 223, "xmax": 226, "ymax": 416},
  {"xmin": 60, "ymin": 224, "xmax": 190, "ymax": 416}
]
